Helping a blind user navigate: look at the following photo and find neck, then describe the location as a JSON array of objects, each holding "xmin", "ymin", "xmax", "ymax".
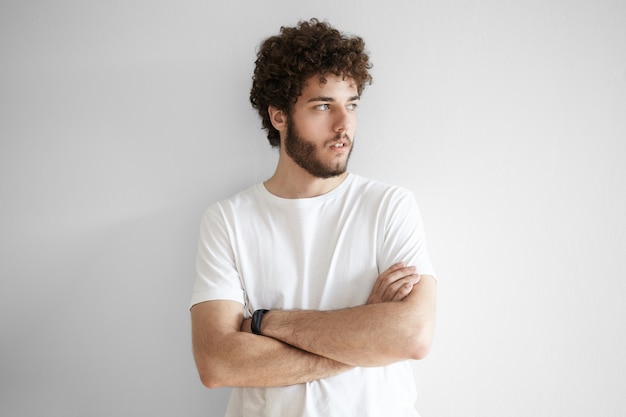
[{"xmin": 264, "ymin": 156, "xmax": 348, "ymax": 199}]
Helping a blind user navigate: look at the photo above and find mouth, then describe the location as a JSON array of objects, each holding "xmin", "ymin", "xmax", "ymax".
[{"xmin": 328, "ymin": 136, "xmax": 351, "ymax": 150}]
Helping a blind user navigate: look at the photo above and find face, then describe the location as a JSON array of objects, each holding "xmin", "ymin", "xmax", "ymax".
[{"xmin": 283, "ymin": 74, "xmax": 359, "ymax": 179}]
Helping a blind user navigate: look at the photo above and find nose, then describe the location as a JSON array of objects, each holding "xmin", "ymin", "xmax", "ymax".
[{"xmin": 333, "ymin": 107, "xmax": 353, "ymax": 133}]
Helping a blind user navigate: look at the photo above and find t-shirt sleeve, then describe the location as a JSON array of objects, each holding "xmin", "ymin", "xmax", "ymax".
[
  {"xmin": 378, "ymin": 188, "xmax": 436, "ymax": 279},
  {"xmin": 190, "ymin": 204, "xmax": 246, "ymax": 308}
]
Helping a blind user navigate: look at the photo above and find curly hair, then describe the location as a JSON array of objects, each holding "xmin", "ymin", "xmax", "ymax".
[{"xmin": 250, "ymin": 19, "xmax": 373, "ymax": 147}]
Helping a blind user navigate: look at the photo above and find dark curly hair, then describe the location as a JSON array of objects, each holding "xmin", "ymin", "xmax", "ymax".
[{"xmin": 250, "ymin": 19, "xmax": 373, "ymax": 147}]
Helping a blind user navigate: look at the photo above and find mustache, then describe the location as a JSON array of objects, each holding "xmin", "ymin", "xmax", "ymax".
[{"xmin": 329, "ymin": 133, "xmax": 352, "ymax": 144}]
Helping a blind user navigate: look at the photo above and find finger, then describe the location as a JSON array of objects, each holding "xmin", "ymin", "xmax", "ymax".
[
  {"xmin": 387, "ymin": 274, "xmax": 421, "ymax": 301},
  {"xmin": 371, "ymin": 265, "xmax": 415, "ymax": 300},
  {"xmin": 368, "ymin": 264, "xmax": 418, "ymax": 304},
  {"xmin": 371, "ymin": 264, "xmax": 404, "ymax": 294},
  {"xmin": 380, "ymin": 265, "xmax": 417, "ymax": 287},
  {"xmin": 392, "ymin": 282, "xmax": 414, "ymax": 301},
  {"xmin": 384, "ymin": 273, "xmax": 410, "ymax": 298},
  {"xmin": 379, "ymin": 262, "xmax": 406, "ymax": 278}
]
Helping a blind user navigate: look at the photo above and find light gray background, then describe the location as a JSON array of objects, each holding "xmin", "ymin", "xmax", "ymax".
[{"xmin": 1, "ymin": 1, "xmax": 625, "ymax": 416}]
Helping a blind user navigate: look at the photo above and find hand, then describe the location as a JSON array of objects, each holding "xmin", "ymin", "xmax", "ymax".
[{"xmin": 366, "ymin": 263, "xmax": 420, "ymax": 304}]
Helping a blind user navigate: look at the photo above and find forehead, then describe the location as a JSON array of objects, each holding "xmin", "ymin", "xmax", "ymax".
[{"xmin": 298, "ymin": 74, "xmax": 358, "ymax": 100}]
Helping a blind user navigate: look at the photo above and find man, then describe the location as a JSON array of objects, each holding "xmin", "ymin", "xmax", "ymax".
[{"xmin": 190, "ymin": 19, "xmax": 437, "ymax": 416}]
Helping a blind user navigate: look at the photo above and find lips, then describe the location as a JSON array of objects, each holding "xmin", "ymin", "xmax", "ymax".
[{"xmin": 328, "ymin": 136, "xmax": 351, "ymax": 150}]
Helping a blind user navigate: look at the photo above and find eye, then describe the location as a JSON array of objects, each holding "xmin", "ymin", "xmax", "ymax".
[
  {"xmin": 347, "ymin": 103, "xmax": 359, "ymax": 111},
  {"xmin": 315, "ymin": 104, "xmax": 331, "ymax": 111}
]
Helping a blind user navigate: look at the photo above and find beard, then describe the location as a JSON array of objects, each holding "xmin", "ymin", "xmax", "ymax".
[{"xmin": 284, "ymin": 118, "xmax": 353, "ymax": 179}]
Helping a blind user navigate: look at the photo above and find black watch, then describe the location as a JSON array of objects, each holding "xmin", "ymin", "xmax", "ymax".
[{"xmin": 251, "ymin": 309, "xmax": 270, "ymax": 335}]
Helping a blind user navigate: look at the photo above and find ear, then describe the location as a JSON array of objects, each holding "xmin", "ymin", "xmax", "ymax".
[{"xmin": 268, "ymin": 106, "xmax": 287, "ymax": 132}]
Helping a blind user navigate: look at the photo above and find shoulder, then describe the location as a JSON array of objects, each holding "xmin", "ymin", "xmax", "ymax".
[
  {"xmin": 201, "ymin": 183, "xmax": 265, "ymax": 226},
  {"xmin": 346, "ymin": 174, "xmax": 415, "ymax": 204},
  {"xmin": 205, "ymin": 183, "xmax": 264, "ymax": 213},
  {"xmin": 344, "ymin": 175, "xmax": 425, "ymax": 228}
]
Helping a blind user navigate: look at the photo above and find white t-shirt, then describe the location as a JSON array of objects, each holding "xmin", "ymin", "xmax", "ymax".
[{"xmin": 191, "ymin": 173, "xmax": 435, "ymax": 417}]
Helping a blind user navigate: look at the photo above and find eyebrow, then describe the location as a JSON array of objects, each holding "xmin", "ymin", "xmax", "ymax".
[{"xmin": 307, "ymin": 95, "xmax": 360, "ymax": 103}]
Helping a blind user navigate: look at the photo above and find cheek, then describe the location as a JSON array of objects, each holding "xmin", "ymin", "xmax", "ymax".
[
  {"xmin": 298, "ymin": 117, "xmax": 327, "ymax": 137},
  {"xmin": 346, "ymin": 114, "xmax": 357, "ymax": 135}
]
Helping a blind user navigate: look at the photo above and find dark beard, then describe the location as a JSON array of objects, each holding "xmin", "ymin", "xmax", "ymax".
[{"xmin": 284, "ymin": 119, "xmax": 353, "ymax": 179}]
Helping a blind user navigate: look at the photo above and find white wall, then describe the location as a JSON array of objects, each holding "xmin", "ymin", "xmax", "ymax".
[{"xmin": 1, "ymin": 1, "xmax": 625, "ymax": 416}]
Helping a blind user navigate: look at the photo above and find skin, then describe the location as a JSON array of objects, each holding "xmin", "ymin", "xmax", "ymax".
[
  {"xmin": 263, "ymin": 74, "xmax": 358, "ymax": 198},
  {"xmin": 281, "ymin": 86, "xmax": 356, "ymax": 179},
  {"xmin": 191, "ymin": 74, "xmax": 437, "ymax": 388}
]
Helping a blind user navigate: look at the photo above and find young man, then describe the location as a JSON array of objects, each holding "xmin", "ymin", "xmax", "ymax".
[{"xmin": 190, "ymin": 19, "xmax": 437, "ymax": 416}]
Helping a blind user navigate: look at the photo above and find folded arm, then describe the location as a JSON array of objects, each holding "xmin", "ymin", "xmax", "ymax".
[
  {"xmin": 191, "ymin": 263, "xmax": 435, "ymax": 388},
  {"xmin": 244, "ymin": 273, "xmax": 437, "ymax": 367},
  {"xmin": 191, "ymin": 299, "xmax": 351, "ymax": 388}
]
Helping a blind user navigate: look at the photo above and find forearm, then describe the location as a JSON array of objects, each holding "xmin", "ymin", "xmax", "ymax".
[
  {"xmin": 198, "ymin": 332, "xmax": 351, "ymax": 388},
  {"xmin": 258, "ymin": 275, "xmax": 437, "ymax": 367},
  {"xmin": 261, "ymin": 304, "xmax": 414, "ymax": 367},
  {"xmin": 191, "ymin": 302, "xmax": 352, "ymax": 389}
]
